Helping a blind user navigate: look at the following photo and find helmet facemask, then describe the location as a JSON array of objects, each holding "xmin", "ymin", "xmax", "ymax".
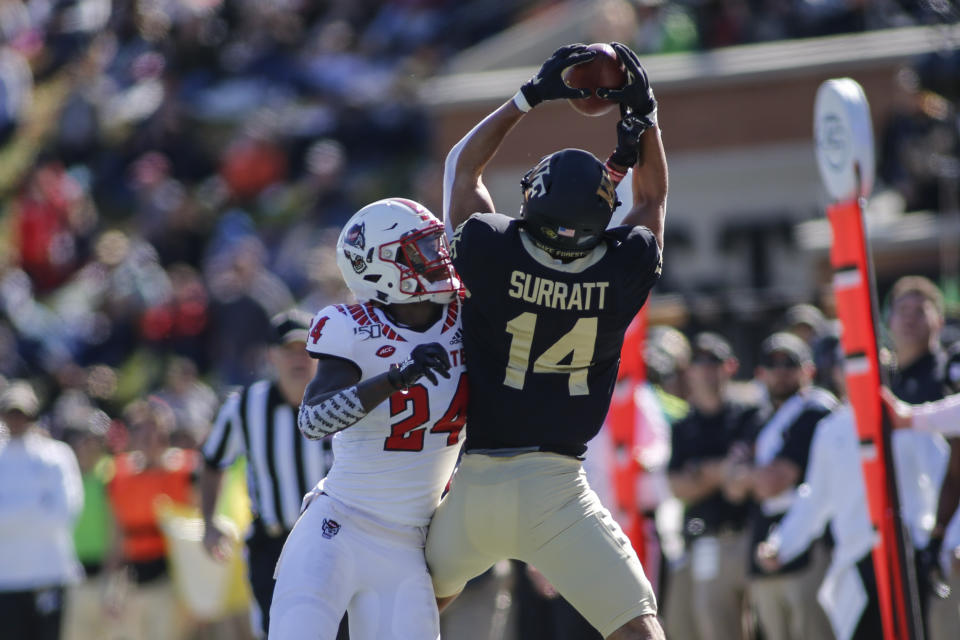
[{"xmin": 381, "ymin": 226, "xmax": 459, "ymax": 303}]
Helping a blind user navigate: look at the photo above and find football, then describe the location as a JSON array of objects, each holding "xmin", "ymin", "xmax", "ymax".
[{"xmin": 563, "ymin": 43, "xmax": 627, "ymax": 117}]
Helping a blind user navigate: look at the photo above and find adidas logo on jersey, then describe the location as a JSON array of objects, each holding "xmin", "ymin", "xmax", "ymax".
[{"xmin": 448, "ymin": 328, "xmax": 463, "ymax": 346}]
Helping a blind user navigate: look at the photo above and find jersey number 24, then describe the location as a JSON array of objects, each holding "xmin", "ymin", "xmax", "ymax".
[{"xmin": 384, "ymin": 373, "xmax": 468, "ymax": 452}]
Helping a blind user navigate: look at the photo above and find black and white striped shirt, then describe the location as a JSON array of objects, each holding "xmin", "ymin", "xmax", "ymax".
[{"xmin": 202, "ymin": 379, "xmax": 334, "ymax": 533}]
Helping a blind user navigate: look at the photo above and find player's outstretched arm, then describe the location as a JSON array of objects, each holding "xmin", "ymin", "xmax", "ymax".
[
  {"xmin": 442, "ymin": 101, "xmax": 521, "ymax": 235},
  {"xmin": 298, "ymin": 344, "xmax": 451, "ymax": 440},
  {"xmin": 598, "ymin": 42, "xmax": 667, "ymax": 249},
  {"xmin": 883, "ymin": 385, "xmax": 960, "ymax": 436},
  {"xmin": 623, "ymin": 124, "xmax": 667, "ymax": 249},
  {"xmin": 442, "ymin": 44, "xmax": 596, "ymax": 235}
]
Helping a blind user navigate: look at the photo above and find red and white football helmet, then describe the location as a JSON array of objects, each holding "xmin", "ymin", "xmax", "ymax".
[{"xmin": 336, "ymin": 198, "xmax": 460, "ymax": 305}]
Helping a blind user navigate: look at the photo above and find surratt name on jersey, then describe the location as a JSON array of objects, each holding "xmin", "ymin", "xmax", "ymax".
[{"xmin": 507, "ymin": 270, "xmax": 609, "ymax": 311}]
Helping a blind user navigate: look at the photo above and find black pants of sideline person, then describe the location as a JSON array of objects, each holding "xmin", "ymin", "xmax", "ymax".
[
  {"xmin": 0, "ymin": 586, "xmax": 65, "ymax": 640},
  {"xmin": 852, "ymin": 554, "xmax": 883, "ymax": 640},
  {"xmin": 248, "ymin": 527, "xmax": 349, "ymax": 639},
  {"xmin": 513, "ymin": 560, "xmax": 601, "ymax": 640}
]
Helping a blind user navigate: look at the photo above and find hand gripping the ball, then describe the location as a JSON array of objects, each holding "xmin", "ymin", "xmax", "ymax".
[
  {"xmin": 388, "ymin": 343, "xmax": 452, "ymax": 390},
  {"xmin": 520, "ymin": 44, "xmax": 597, "ymax": 109},
  {"xmin": 596, "ymin": 42, "xmax": 657, "ymax": 122}
]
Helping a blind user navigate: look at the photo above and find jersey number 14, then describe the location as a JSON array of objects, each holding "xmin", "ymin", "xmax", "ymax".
[{"xmin": 504, "ymin": 312, "xmax": 597, "ymax": 396}]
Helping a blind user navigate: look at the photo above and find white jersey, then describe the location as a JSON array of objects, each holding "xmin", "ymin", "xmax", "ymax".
[{"xmin": 305, "ymin": 299, "xmax": 467, "ymax": 527}]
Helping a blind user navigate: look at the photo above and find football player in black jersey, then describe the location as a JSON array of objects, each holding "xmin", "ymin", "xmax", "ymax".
[{"xmin": 424, "ymin": 43, "xmax": 667, "ymax": 640}]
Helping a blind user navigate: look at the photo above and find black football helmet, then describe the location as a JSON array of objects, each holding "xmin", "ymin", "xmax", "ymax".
[{"xmin": 519, "ymin": 148, "xmax": 621, "ymax": 259}]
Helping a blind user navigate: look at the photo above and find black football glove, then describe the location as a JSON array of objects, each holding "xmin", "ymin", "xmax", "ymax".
[
  {"xmin": 917, "ymin": 536, "xmax": 952, "ymax": 600},
  {"xmin": 596, "ymin": 42, "xmax": 656, "ymax": 121},
  {"xmin": 608, "ymin": 114, "xmax": 652, "ymax": 169},
  {"xmin": 388, "ymin": 343, "xmax": 452, "ymax": 389},
  {"xmin": 520, "ymin": 44, "xmax": 596, "ymax": 109}
]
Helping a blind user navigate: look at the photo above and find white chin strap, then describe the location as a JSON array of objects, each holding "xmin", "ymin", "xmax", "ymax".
[
  {"xmin": 417, "ymin": 271, "xmax": 460, "ymax": 304},
  {"xmin": 422, "ymin": 290, "xmax": 457, "ymax": 304}
]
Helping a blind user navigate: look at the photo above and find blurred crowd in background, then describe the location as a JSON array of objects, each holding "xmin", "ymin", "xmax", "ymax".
[{"xmin": 1, "ymin": 1, "xmax": 960, "ymax": 640}]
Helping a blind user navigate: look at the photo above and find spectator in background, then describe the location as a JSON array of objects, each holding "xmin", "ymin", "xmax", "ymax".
[
  {"xmin": 154, "ymin": 356, "xmax": 218, "ymax": 449},
  {"xmin": 200, "ymin": 310, "xmax": 340, "ymax": 640},
  {"xmin": 52, "ymin": 229, "xmax": 171, "ymax": 371},
  {"xmin": 667, "ymin": 333, "xmax": 761, "ymax": 640},
  {"xmin": 105, "ymin": 397, "xmax": 197, "ymax": 640},
  {"xmin": 884, "ymin": 275, "xmax": 960, "ymax": 636},
  {"xmin": 755, "ymin": 337, "xmax": 883, "ymax": 640},
  {"xmin": 141, "ymin": 265, "xmax": 211, "ymax": 372},
  {"xmin": 780, "ymin": 303, "xmax": 828, "ymax": 347},
  {"xmin": 645, "ymin": 324, "xmax": 692, "ymax": 422},
  {"xmin": 61, "ymin": 409, "xmax": 116, "ymax": 640},
  {"xmin": 812, "ymin": 330, "xmax": 845, "ymax": 397},
  {"xmin": 762, "ymin": 336, "xmax": 949, "ymax": 640},
  {"xmin": 730, "ymin": 332, "xmax": 837, "ymax": 640},
  {"xmin": 11, "ymin": 157, "xmax": 97, "ymax": 295},
  {"xmin": 205, "ymin": 232, "xmax": 295, "ymax": 387},
  {"xmin": 886, "ymin": 274, "xmax": 955, "ymax": 400},
  {"xmin": 0, "ymin": 380, "xmax": 83, "ymax": 640}
]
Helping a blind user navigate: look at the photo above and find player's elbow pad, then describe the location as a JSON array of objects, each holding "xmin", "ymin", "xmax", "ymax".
[{"xmin": 298, "ymin": 387, "xmax": 366, "ymax": 440}]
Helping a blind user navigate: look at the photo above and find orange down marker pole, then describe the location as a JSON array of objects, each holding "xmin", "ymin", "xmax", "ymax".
[{"xmin": 828, "ymin": 197, "xmax": 923, "ymax": 640}]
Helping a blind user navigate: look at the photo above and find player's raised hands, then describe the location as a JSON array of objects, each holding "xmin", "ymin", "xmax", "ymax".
[
  {"xmin": 596, "ymin": 42, "xmax": 656, "ymax": 120},
  {"xmin": 389, "ymin": 342, "xmax": 452, "ymax": 389},
  {"xmin": 520, "ymin": 44, "xmax": 596, "ymax": 109}
]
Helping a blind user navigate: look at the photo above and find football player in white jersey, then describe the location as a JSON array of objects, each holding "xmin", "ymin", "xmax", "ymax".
[{"xmin": 269, "ymin": 198, "xmax": 468, "ymax": 640}]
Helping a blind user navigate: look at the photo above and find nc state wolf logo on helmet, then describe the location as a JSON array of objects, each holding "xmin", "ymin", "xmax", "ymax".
[
  {"xmin": 343, "ymin": 222, "xmax": 368, "ymax": 273},
  {"xmin": 344, "ymin": 222, "xmax": 365, "ymax": 250}
]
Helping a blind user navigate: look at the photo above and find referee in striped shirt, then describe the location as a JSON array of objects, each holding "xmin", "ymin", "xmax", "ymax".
[{"xmin": 200, "ymin": 309, "xmax": 336, "ymax": 638}]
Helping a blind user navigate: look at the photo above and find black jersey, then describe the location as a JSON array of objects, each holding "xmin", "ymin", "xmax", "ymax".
[{"xmin": 451, "ymin": 213, "xmax": 661, "ymax": 456}]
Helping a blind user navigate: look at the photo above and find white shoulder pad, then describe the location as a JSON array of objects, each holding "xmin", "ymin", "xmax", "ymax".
[{"xmin": 305, "ymin": 305, "xmax": 356, "ymax": 362}]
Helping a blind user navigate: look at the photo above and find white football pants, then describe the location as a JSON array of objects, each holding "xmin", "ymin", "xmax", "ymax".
[{"xmin": 269, "ymin": 492, "xmax": 439, "ymax": 640}]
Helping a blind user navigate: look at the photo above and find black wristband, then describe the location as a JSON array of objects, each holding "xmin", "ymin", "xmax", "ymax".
[
  {"xmin": 609, "ymin": 147, "xmax": 638, "ymax": 169},
  {"xmin": 520, "ymin": 82, "xmax": 542, "ymax": 109}
]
